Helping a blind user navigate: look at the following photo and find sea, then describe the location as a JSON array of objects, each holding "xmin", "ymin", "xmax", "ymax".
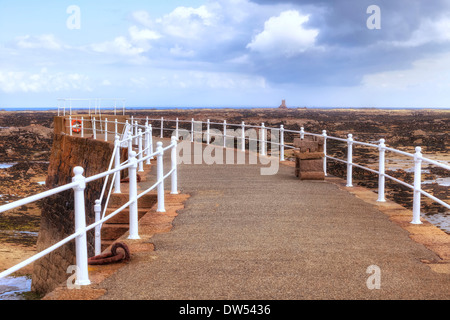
[{"xmin": 1, "ymin": 105, "xmax": 448, "ymax": 111}]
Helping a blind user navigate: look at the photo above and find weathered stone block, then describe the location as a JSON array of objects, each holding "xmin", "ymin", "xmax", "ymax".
[
  {"xmin": 31, "ymin": 133, "xmax": 114, "ymax": 296},
  {"xmin": 293, "ymin": 136, "xmax": 325, "ymax": 180}
]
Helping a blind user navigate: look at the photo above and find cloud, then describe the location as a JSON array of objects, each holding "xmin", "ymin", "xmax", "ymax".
[
  {"xmin": 15, "ymin": 34, "xmax": 65, "ymax": 50},
  {"xmin": 169, "ymin": 45, "xmax": 195, "ymax": 58},
  {"xmin": 131, "ymin": 10, "xmax": 153, "ymax": 28},
  {"xmin": 0, "ymin": 68, "xmax": 91, "ymax": 93},
  {"xmin": 246, "ymin": 10, "xmax": 319, "ymax": 57},
  {"xmin": 155, "ymin": 5, "xmax": 216, "ymax": 40},
  {"xmin": 362, "ymin": 52, "xmax": 450, "ymax": 91},
  {"xmin": 91, "ymin": 36, "xmax": 145, "ymax": 56},
  {"xmin": 128, "ymin": 26, "xmax": 161, "ymax": 42},
  {"xmin": 127, "ymin": 69, "xmax": 267, "ymax": 91},
  {"xmin": 386, "ymin": 16, "xmax": 450, "ymax": 47},
  {"xmin": 129, "ymin": 1, "xmax": 262, "ymax": 61},
  {"xmin": 89, "ymin": 26, "xmax": 161, "ymax": 61}
]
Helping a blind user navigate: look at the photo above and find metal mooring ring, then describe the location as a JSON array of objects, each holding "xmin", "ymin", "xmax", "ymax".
[{"xmin": 88, "ymin": 242, "xmax": 131, "ymax": 265}]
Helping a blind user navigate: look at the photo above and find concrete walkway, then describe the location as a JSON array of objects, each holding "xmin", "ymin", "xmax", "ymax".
[{"xmin": 96, "ymin": 142, "xmax": 450, "ymax": 300}]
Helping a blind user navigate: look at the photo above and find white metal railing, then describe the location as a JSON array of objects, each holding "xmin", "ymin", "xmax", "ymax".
[
  {"xmin": 1, "ymin": 115, "xmax": 448, "ymax": 288},
  {"xmin": 137, "ymin": 116, "xmax": 448, "ymax": 227},
  {"xmin": 57, "ymin": 98, "xmax": 126, "ymax": 116},
  {"xmin": 0, "ymin": 120, "xmax": 178, "ymax": 286}
]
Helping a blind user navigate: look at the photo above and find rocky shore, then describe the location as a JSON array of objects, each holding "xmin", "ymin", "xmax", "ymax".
[
  {"xmin": 0, "ymin": 108, "xmax": 448, "ymax": 279},
  {"xmin": 0, "ymin": 111, "xmax": 54, "ymax": 276}
]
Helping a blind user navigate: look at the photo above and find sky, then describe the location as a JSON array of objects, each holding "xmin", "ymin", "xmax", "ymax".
[{"xmin": 1, "ymin": 0, "xmax": 450, "ymax": 109}]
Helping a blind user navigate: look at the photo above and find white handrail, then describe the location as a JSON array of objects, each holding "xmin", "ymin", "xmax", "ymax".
[
  {"xmin": 161, "ymin": 117, "xmax": 448, "ymax": 218},
  {"xmin": 0, "ymin": 124, "xmax": 178, "ymax": 284},
  {"xmin": 57, "ymin": 98, "xmax": 126, "ymax": 116}
]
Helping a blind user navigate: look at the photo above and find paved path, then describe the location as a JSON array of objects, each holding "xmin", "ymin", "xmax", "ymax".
[{"xmin": 97, "ymin": 142, "xmax": 450, "ymax": 300}]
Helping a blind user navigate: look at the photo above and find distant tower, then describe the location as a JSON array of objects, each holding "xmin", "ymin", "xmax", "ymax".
[{"xmin": 279, "ymin": 99, "xmax": 287, "ymax": 109}]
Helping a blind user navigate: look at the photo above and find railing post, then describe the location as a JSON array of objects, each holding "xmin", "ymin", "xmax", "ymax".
[
  {"xmin": 377, "ymin": 139, "xmax": 386, "ymax": 202},
  {"xmin": 69, "ymin": 116, "xmax": 73, "ymax": 136},
  {"xmin": 412, "ymin": 147, "xmax": 423, "ymax": 225},
  {"xmin": 223, "ymin": 120, "xmax": 227, "ymax": 148},
  {"xmin": 171, "ymin": 136, "xmax": 178, "ymax": 195},
  {"xmin": 93, "ymin": 117, "xmax": 96, "ymax": 140},
  {"xmin": 145, "ymin": 125, "xmax": 150, "ymax": 165},
  {"xmin": 94, "ymin": 199, "xmax": 101, "ymax": 256},
  {"xmin": 322, "ymin": 130, "xmax": 327, "ymax": 176},
  {"xmin": 138, "ymin": 129, "xmax": 144, "ymax": 172},
  {"xmin": 206, "ymin": 119, "xmax": 210, "ymax": 144},
  {"xmin": 114, "ymin": 119, "xmax": 118, "ymax": 136},
  {"xmin": 346, "ymin": 134, "xmax": 353, "ymax": 187},
  {"xmin": 72, "ymin": 167, "xmax": 91, "ymax": 286},
  {"xmin": 241, "ymin": 121, "xmax": 245, "ymax": 152},
  {"xmin": 175, "ymin": 118, "xmax": 179, "ymax": 140},
  {"xmin": 260, "ymin": 123, "xmax": 266, "ymax": 156},
  {"xmin": 114, "ymin": 135, "xmax": 121, "ymax": 193},
  {"xmin": 191, "ymin": 118, "xmax": 194, "ymax": 142},
  {"xmin": 160, "ymin": 117, "xmax": 164, "ymax": 138},
  {"xmin": 300, "ymin": 127, "xmax": 304, "ymax": 140},
  {"xmin": 127, "ymin": 127, "xmax": 133, "ymax": 154},
  {"xmin": 134, "ymin": 120, "xmax": 138, "ymax": 145},
  {"xmin": 127, "ymin": 151, "xmax": 140, "ymax": 239},
  {"xmin": 149, "ymin": 124, "xmax": 154, "ymax": 160},
  {"xmin": 104, "ymin": 118, "xmax": 108, "ymax": 141},
  {"xmin": 280, "ymin": 125, "xmax": 285, "ymax": 161},
  {"xmin": 198, "ymin": 120, "xmax": 202, "ymax": 143},
  {"xmin": 129, "ymin": 117, "xmax": 133, "ymax": 140},
  {"xmin": 156, "ymin": 141, "xmax": 165, "ymax": 213},
  {"xmin": 81, "ymin": 117, "xmax": 84, "ymax": 138}
]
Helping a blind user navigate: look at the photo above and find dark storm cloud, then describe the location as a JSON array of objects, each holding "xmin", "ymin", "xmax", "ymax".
[
  {"xmin": 251, "ymin": 0, "xmax": 450, "ymax": 46},
  {"xmin": 244, "ymin": 0, "xmax": 450, "ymax": 86}
]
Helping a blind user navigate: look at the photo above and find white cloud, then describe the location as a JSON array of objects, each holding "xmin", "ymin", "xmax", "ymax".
[
  {"xmin": 169, "ymin": 45, "xmax": 195, "ymax": 58},
  {"xmin": 15, "ymin": 34, "xmax": 64, "ymax": 50},
  {"xmin": 89, "ymin": 26, "xmax": 160, "ymax": 62},
  {"xmin": 155, "ymin": 5, "xmax": 217, "ymax": 40},
  {"xmin": 246, "ymin": 10, "xmax": 319, "ymax": 57},
  {"xmin": 227, "ymin": 54, "xmax": 251, "ymax": 64},
  {"xmin": 131, "ymin": 10, "xmax": 153, "ymax": 28},
  {"xmin": 388, "ymin": 17, "xmax": 450, "ymax": 47},
  {"xmin": 362, "ymin": 52, "xmax": 450, "ymax": 91},
  {"xmin": 128, "ymin": 26, "xmax": 161, "ymax": 42},
  {"xmin": 153, "ymin": 70, "xmax": 267, "ymax": 90},
  {"xmin": 91, "ymin": 36, "xmax": 145, "ymax": 56},
  {"xmin": 0, "ymin": 68, "xmax": 91, "ymax": 93}
]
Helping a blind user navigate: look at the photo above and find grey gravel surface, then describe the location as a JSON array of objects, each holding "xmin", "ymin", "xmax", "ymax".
[{"xmin": 98, "ymin": 142, "xmax": 450, "ymax": 300}]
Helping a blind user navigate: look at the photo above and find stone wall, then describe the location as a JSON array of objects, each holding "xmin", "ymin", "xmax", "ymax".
[{"xmin": 31, "ymin": 134, "xmax": 115, "ymax": 296}]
